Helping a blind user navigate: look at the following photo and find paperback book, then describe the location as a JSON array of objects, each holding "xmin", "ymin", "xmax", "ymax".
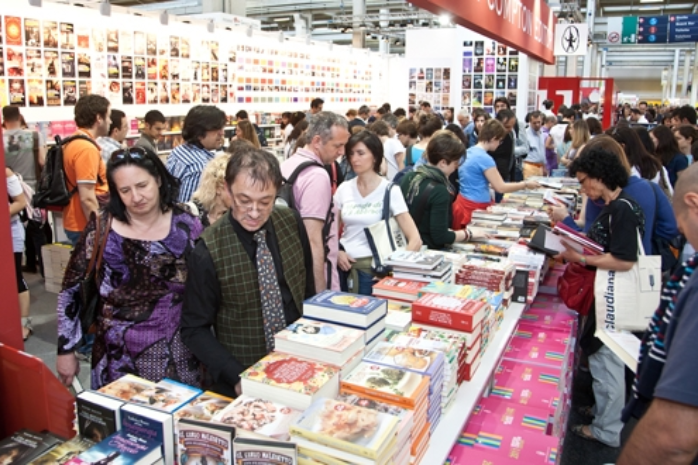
[
  {"xmin": 174, "ymin": 391, "xmax": 234, "ymax": 422},
  {"xmin": 233, "ymin": 437, "xmax": 297, "ymax": 465},
  {"xmin": 303, "ymin": 291, "xmax": 387, "ymax": 328},
  {"xmin": 274, "ymin": 318, "xmax": 365, "ymax": 366},
  {"xmin": 76, "ymin": 391, "xmax": 124, "ymax": 443},
  {"xmin": 77, "ymin": 430, "xmax": 162, "ymax": 465},
  {"xmin": 215, "ymin": 395, "xmax": 302, "ymax": 441},
  {"xmin": 341, "ymin": 362, "xmax": 429, "ymax": 409},
  {"xmin": 411, "ymin": 293, "xmax": 488, "ymax": 332},
  {"xmin": 29, "ymin": 436, "xmax": 95, "ymax": 465},
  {"xmin": 0, "ymin": 430, "xmax": 62, "ymax": 464},
  {"xmin": 383, "ymin": 251, "xmax": 443, "ymax": 270},
  {"xmin": 177, "ymin": 419, "xmax": 235, "ymax": 465},
  {"xmin": 121, "ymin": 403, "xmax": 174, "ymax": 464}
]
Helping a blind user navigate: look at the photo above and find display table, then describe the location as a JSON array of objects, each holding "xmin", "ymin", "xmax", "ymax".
[{"xmin": 421, "ymin": 302, "xmax": 527, "ymax": 464}]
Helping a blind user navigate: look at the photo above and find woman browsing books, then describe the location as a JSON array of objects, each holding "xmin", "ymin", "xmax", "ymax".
[
  {"xmin": 335, "ymin": 131, "xmax": 421, "ymax": 295},
  {"xmin": 453, "ymin": 119, "xmax": 541, "ymax": 229},
  {"xmin": 557, "ymin": 146, "xmax": 644, "ymax": 448},
  {"xmin": 400, "ymin": 131, "xmax": 488, "ymax": 250},
  {"xmin": 56, "ymin": 147, "xmax": 202, "ymax": 390}
]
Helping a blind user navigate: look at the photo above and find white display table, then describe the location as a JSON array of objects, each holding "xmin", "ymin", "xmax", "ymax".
[{"xmin": 421, "ymin": 302, "xmax": 527, "ymax": 464}]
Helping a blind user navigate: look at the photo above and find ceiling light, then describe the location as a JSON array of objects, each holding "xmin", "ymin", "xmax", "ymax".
[
  {"xmin": 439, "ymin": 14, "xmax": 450, "ymax": 25},
  {"xmin": 604, "ymin": 3, "xmax": 693, "ymax": 11},
  {"xmin": 159, "ymin": 10, "xmax": 168, "ymax": 25},
  {"xmin": 100, "ymin": 0, "xmax": 111, "ymax": 16},
  {"xmin": 639, "ymin": 0, "xmax": 664, "ymax": 3},
  {"xmin": 273, "ymin": 17, "xmax": 290, "ymax": 22}
]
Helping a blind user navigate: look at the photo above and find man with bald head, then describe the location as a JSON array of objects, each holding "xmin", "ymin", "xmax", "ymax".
[{"xmin": 618, "ymin": 163, "xmax": 698, "ymax": 465}]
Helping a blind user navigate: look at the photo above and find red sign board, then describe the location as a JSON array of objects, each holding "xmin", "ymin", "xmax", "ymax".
[{"xmin": 410, "ymin": 0, "xmax": 556, "ymax": 64}]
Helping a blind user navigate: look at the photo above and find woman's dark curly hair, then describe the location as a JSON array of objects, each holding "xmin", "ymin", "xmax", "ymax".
[
  {"xmin": 568, "ymin": 146, "xmax": 629, "ymax": 191},
  {"xmin": 106, "ymin": 147, "xmax": 181, "ymax": 224}
]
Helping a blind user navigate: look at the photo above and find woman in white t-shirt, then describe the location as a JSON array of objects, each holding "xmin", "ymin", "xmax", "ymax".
[
  {"xmin": 370, "ymin": 120, "xmax": 405, "ymax": 181},
  {"xmin": 7, "ymin": 168, "xmax": 31, "ymax": 340},
  {"xmin": 335, "ymin": 131, "xmax": 422, "ymax": 295}
]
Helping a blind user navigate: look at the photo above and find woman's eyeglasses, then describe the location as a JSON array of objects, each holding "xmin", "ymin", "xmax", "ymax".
[{"xmin": 110, "ymin": 147, "xmax": 148, "ymax": 162}]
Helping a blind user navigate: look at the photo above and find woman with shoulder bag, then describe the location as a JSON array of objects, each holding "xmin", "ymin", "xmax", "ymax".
[
  {"xmin": 335, "ymin": 131, "xmax": 422, "ymax": 295},
  {"xmin": 558, "ymin": 147, "xmax": 645, "ymax": 448},
  {"xmin": 56, "ymin": 147, "xmax": 203, "ymax": 389}
]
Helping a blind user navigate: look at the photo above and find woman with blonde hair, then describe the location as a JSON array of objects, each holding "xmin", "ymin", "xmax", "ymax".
[
  {"xmin": 560, "ymin": 120, "xmax": 591, "ymax": 167},
  {"xmin": 233, "ymin": 120, "xmax": 261, "ymax": 149},
  {"xmin": 190, "ymin": 154, "xmax": 231, "ymax": 227}
]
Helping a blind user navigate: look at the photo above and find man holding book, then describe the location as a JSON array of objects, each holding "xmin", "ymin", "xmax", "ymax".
[{"xmin": 180, "ymin": 150, "xmax": 315, "ymax": 398}]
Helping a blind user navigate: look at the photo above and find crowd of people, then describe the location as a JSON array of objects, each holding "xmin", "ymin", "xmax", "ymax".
[{"xmin": 4, "ymin": 93, "xmax": 698, "ymax": 463}]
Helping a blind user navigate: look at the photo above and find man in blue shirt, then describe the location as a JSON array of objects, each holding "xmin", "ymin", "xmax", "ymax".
[
  {"xmin": 167, "ymin": 105, "xmax": 226, "ymax": 203},
  {"xmin": 618, "ymin": 163, "xmax": 698, "ymax": 465},
  {"xmin": 523, "ymin": 111, "xmax": 547, "ymax": 179}
]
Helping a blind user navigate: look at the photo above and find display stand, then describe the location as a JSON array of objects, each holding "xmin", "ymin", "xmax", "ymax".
[
  {"xmin": 0, "ymin": 342, "xmax": 75, "ymax": 439},
  {"xmin": 422, "ymin": 302, "xmax": 527, "ymax": 464}
]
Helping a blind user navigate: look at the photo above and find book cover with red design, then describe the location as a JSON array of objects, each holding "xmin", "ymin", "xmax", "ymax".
[
  {"xmin": 411, "ymin": 293, "xmax": 488, "ymax": 332},
  {"xmin": 372, "ymin": 278, "xmax": 428, "ymax": 302}
]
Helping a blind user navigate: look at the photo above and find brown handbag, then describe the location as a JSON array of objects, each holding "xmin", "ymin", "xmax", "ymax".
[
  {"xmin": 77, "ymin": 213, "xmax": 112, "ymax": 336},
  {"xmin": 557, "ymin": 262, "xmax": 596, "ymax": 315}
]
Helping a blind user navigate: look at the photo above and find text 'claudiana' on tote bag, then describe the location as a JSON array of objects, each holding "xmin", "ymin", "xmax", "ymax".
[
  {"xmin": 594, "ymin": 229, "xmax": 662, "ymax": 333},
  {"xmin": 363, "ymin": 183, "xmax": 407, "ymax": 276}
]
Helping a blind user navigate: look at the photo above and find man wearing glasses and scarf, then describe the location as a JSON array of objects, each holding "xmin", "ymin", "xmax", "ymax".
[{"xmin": 180, "ymin": 150, "xmax": 315, "ymax": 398}]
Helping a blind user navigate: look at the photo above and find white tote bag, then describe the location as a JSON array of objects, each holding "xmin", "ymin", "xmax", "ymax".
[
  {"xmin": 594, "ymin": 230, "xmax": 662, "ymax": 332},
  {"xmin": 364, "ymin": 183, "xmax": 407, "ymax": 273}
]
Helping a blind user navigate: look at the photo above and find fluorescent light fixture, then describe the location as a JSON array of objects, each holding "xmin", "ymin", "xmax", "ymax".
[
  {"xmin": 604, "ymin": 3, "xmax": 693, "ymax": 11},
  {"xmin": 273, "ymin": 17, "xmax": 290, "ymax": 22},
  {"xmin": 439, "ymin": 14, "xmax": 450, "ymax": 25},
  {"xmin": 639, "ymin": 0, "xmax": 664, "ymax": 3}
]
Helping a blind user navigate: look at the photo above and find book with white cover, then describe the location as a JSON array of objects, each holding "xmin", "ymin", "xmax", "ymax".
[
  {"xmin": 595, "ymin": 329, "xmax": 640, "ymax": 372},
  {"xmin": 384, "ymin": 251, "xmax": 443, "ymax": 270},
  {"xmin": 275, "ymin": 318, "xmax": 365, "ymax": 366}
]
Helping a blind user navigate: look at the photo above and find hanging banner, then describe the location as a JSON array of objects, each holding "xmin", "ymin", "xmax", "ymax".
[
  {"xmin": 607, "ymin": 16, "xmax": 638, "ymax": 45},
  {"xmin": 409, "ymin": 0, "xmax": 556, "ymax": 64},
  {"xmin": 554, "ymin": 23, "xmax": 589, "ymax": 56}
]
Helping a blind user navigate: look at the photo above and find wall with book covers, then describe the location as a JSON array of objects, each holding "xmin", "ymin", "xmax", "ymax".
[
  {"xmin": 405, "ymin": 27, "xmax": 540, "ymax": 121},
  {"xmin": 0, "ymin": 1, "xmax": 392, "ymax": 122}
]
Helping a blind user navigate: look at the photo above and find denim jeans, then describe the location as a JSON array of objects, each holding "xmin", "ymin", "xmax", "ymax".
[
  {"xmin": 64, "ymin": 229, "xmax": 82, "ymax": 247},
  {"xmin": 356, "ymin": 270, "xmax": 375, "ymax": 296}
]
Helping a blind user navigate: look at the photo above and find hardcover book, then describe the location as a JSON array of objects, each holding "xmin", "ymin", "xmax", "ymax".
[
  {"xmin": 128, "ymin": 378, "xmax": 202, "ymax": 413},
  {"xmin": 77, "ymin": 430, "xmax": 162, "ymax": 465},
  {"xmin": 174, "ymin": 391, "xmax": 234, "ymax": 422},
  {"xmin": 302, "ymin": 291, "xmax": 387, "ymax": 328},
  {"xmin": 274, "ymin": 318, "xmax": 365, "ymax": 366},
  {"xmin": 177, "ymin": 419, "xmax": 235, "ymax": 465},
  {"xmin": 363, "ymin": 342, "xmax": 445, "ymax": 379},
  {"xmin": 411, "ymin": 293, "xmax": 488, "ymax": 332},
  {"xmin": 233, "ymin": 437, "xmax": 297, "ymax": 465},
  {"xmin": 289, "ymin": 398, "xmax": 398, "ymax": 461},
  {"xmin": 0, "ymin": 430, "xmax": 59, "ymax": 465},
  {"xmin": 385, "ymin": 302, "xmax": 412, "ymax": 332},
  {"xmin": 240, "ymin": 352, "xmax": 340, "ymax": 411},
  {"xmin": 372, "ymin": 278, "xmax": 427, "ymax": 302},
  {"xmin": 215, "ymin": 395, "xmax": 302, "ymax": 441},
  {"xmin": 97, "ymin": 374, "xmax": 156, "ymax": 402},
  {"xmin": 384, "ymin": 251, "xmax": 443, "ymax": 270},
  {"xmin": 76, "ymin": 391, "xmax": 124, "ymax": 444}
]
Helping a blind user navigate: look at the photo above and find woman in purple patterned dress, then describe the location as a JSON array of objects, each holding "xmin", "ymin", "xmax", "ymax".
[{"xmin": 56, "ymin": 147, "xmax": 202, "ymax": 389}]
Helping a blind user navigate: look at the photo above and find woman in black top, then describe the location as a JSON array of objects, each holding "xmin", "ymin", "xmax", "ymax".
[{"xmin": 559, "ymin": 147, "xmax": 644, "ymax": 448}]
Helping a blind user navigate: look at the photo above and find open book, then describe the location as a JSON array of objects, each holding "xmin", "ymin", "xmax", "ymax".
[{"xmin": 594, "ymin": 329, "xmax": 641, "ymax": 372}]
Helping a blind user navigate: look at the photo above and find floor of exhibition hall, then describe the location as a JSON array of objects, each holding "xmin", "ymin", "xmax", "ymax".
[{"xmin": 22, "ymin": 272, "xmax": 637, "ymax": 465}]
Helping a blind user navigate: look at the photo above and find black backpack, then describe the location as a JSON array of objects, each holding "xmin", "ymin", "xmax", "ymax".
[{"xmin": 33, "ymin": 135, "xmax": 100, "ymax": 210}]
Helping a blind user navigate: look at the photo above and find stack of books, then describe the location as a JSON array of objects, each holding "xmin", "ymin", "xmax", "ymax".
[
  {"xmin": 303, "ymin": 290, "xmax": 388, "ymax": 352},
  {"xmin": 384, "ymin": 251, "xmax": 453, "ymax": 283},
  {"xmin": 363, "ymin": 342, "xmax": 445, "ymax": 432},
  {"xmin": 385, "ymin": 302, "xmax": 412, "ymax": 332},
  {"xmin": 454, "ymin": 256, "xmax": 516, "ymax": 293},
  {"xmin": 336, "ymin": 393, "xmax": 413, "ymax": 465},
  {"xmin": 340, "ymin": 362, "xmax": 431, "ymax": 464},
  {"xmin": 215, "ymin": 395, "xmax": 302, "ymax": 441},
  {"xmin": 411, "ymin": 293, "xmax": 488, "ymax": 336},
  {"xmin": 274, "ymin": 317, "xmax": 365, "ymax": 377},
  {"xmin": 408, "ymin": 323, "xmax": 481, "ymax": 383},
  {"xmin": 290, "ymin": 398, "xmax": 399, "ymax": 465},
  {"xmin": 382, "ymin": 331, "xmax": 459, "ymax": 413},
  {"xmin": 469, "ymin": 210, "xmax": 522, "ymax": 239},
  {"xmin": 27, "ymin": 435, "xmax": 95, "ymax": 464},
  {"xmin": 0, "ymin": 429, "xmax": 64, "ymax": 464},
  {"xmin": 76, "ymin": 430, "xmax": 162, "ymax": 465},
  {"xmin": 97, "ymin": 375, "xmax": 202, "ymax": 413},
  {"xmin": 372, "ymin": 277, "xmax": 428, "ymax": 304},
  {"xmin": 239, "ymin": 352, "xmax": 340, "ymax": 411}
]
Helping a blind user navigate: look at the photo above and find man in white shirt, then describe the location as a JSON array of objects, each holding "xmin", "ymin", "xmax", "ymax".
[
  {"xmin": 541, "ymin": 99, "xmax": 556, "ymax": 118},
  {"xmin": 524, "ymin": 111, "xmax": 547, "ymax": 178},
  {"xmin": 629, "ymin": 108, "xmax": 649, "ymax": 124},
  {"xmin": 96, "ymin": 109, "xmax": 128, "ymax": 162},
  {"xmin": 549, "ymin": 108, "xmax": 576, "ymax": 148}
]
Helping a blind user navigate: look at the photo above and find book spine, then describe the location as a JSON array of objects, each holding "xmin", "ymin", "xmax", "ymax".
[{"xmin": 288, "ymin": 424, "xmax": 378, "ymax": 460}]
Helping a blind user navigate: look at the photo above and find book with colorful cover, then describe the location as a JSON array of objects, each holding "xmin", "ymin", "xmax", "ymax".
[
  {"xmin": 77, "ymin": 430, "xmax": 162, "ymax": 464},
  {"xmin": 0, "ymin": 430, "xmax": 61, "ymax": 465},
  {"xmin": 334, "ymin": 393, "xmax": 413, "ymax": 446},
  {"xmin": 303, "ymin": 291, "xmax": 387, "ymax": 328},
  {"xmin": 503, "ymin": 337, "xmax": 569, "ymax": 370},
  {"xmin": 411, "ymin": 293, "xmax": 488, "ymax": 332},
  {"xmin": 419, "ymin": 283, "xmax": 504, "ymax": 312},
  {"xmin": 274, "ymin": 318, "xmax": 365, "ymax": 365},
  {"xmin": 240, "ymin": 352, "xmax": 340, "ymax": 411},
  {"xmin": 340, "ymin": 362, "xmax": 429, "ymax": 408},
  {"xmin": 120, "ymin": 403, "xmax": 175, "ymax": 465},
  {"xmin": 214, "ymin": 395, "xmax": 302, "ymax": 441},
  {"xmin": 372, "ymin": 278, "xmax": 427, "ymax": 302},
  {"xmin": 97, "ymin": 374, "xmax": 157, "ymax": 402},
  {"xmin": 177, "ymin": 419, "xmax": 235, "ymax": 465},
  {"xmin": 467, "ymin": 397, "xmax": 552, "ymax": 434},
  {"xmin": 289, "ymin": 398, "xmax": 399, "ymax": 461},
  {"xmin": 75, "ymin": 391, "xmax": 124, "ymax": 444},
  {"xmin": 233, "ymin": 437, "xmax": 297, "ymax": 465},
  {"xmin": 128, "ymin": 378, "xmax": 202, "ymax": 413},
  {"xmin": 493, "ymin": 360, "xmax": 563, "ymax": 411},
  {"xmin": 29, "ymin": 436, "xmax": 95, "ymax": 465},
  {"xmin": 363, "ymin": 342, "xmax": 444, "ymax": 381},
  {"xmin": 174, "ymin": 391, "xmax": 234, "ymax": 422}
]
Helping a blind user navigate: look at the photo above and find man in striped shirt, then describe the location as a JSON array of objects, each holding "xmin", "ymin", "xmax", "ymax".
[{"xmin": 166, "ymin": 105, "xmax": 226, "ymax": 203}]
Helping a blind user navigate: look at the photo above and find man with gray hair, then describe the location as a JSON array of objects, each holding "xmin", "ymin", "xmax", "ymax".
[
  {"xmin": 456, "ymin": 109, "xmax": 471, "ymax": 129},
  {"xmin": 280, "ymin": 111, "xmax": 350, "ymax": 292}
]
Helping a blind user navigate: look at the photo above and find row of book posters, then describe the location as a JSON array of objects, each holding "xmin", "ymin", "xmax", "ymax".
[
  {"xmin": 461, "ymin": 40, "xmax": 520, "ymax": 115},
  {"xmin": 0, "ymin": 14, "xmax": 378, "ymax": 107},
  {"xmin": 407, "ymin": 67, "xmax": 451, "ymax": 111}
]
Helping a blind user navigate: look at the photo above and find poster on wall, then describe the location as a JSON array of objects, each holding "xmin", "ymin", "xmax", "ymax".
[
  {"xmin": 7, "ymin": 48, "xmax": 24, "ymax": 76},
  {"xmin": 135, "ymin": 81, "xmax": 145, "ymax": 104},
  {"xmin": 147, "ymin": 81, "xmax": 157, "ymax": 103},
  {"xmin": 181, "ymin": 37, "xmax": 190, "ymax": 59},
  {"xmin": 122, "ymin": 81, "xmax": 133, "ymax": 104},
  {"xmin": 170, "ymin": 82, "xmax": 180, "ymax": 104},
  {"xmin": 406, "ymin": 66, "xmax": 451, "ymax": 111},
  {"xmin": 43, "ymin": 21, "xmax": 58, "ymax": 48},
  {"xmin": 78, "ymin": 79, "xmax": 91, "ymax": 98},
  {"xmin": 28, "ymin": 79, "xmax": 44, "ymax": 107},
  {"xmin": 170, "ymin": 36, "xmax": 180, "ymax": 57},
  {"xmin": 134, "ymin": 32, "xmax": 145, "ymax": 56},
  {"xmin": 122, "ymin": 56, "xmax": 133, "ymax": 79},
  {"xmin": 92, "ymin": 28, "xmax": 105, "ymax": 53},
  {"xmin": 107, "ymin": 54, "xmax": 119, "ymax": 78},
  {"xmin": 146, "ymin": 34, "xmax": 156, "ymax": 56},
  {"xmin": 63, "ymin": 80, "xmax": 77, "ymax": 105},
  {"xmin": 107, "ymin": 30, "xmax": 119, "ymax": 53},
  {"xmin": 0, "ymin": 48, "xmax": 4, "ymax": 76},
  {"xmin": 9, "ymin": 78, "xmax": 26, "ymax": 106},
  {"xmin": 134, "ymin": 56, "xmax": 145, "ymax": 79},
  {"xmin": 0, "ymin": 80, "xmax": 7, "ymax": 107},
  {"xmin": 107, "ymin": 80, "xmax": 120, "ymax": 105},
  {"xmin": 60, "ymin": 23, "xmax": 75, "ymax": 50},
  {"xmin": 5, "ymin": 17, "xmax": 22, "ymax": 46},
  {"xmin": 120, "ymin": 30, "xmax": 132, "ymax": 55},
  {"xmin": 45, "ymin": 50, "xmax": 59, "ymax": 78},
  {"xmin": 26, "ymin": 50, "xmax": 42, "ymax": 77},
  {"xmin": 25, "ymin": 19, "xmax": 41, "ymax": 47},
  {"xmin": 77, "ymin": 53, "xmax": 90, "ymax": 78},
  {"xmin": 77, "ymin": 27, "xmax": 90, "ymax": 50},
  {"xmin": 181, "ymin": 82, "xmax": 191, "ymax": 103},
  {"xmin": 61, "ymin": 52, "xmax": 75, "ymax": 78}
]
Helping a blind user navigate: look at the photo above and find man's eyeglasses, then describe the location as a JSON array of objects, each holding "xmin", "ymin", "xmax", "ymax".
[{"xmin": 110, "ymin": 147, "xmax": 148, "ymax": 162}]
